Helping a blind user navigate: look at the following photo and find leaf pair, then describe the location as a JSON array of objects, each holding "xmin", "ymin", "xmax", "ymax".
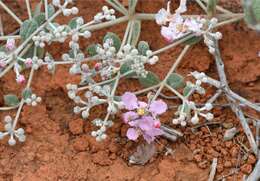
[{"xmin": 4, "ymin": 88, "xmax": 32, "ymax": 106}]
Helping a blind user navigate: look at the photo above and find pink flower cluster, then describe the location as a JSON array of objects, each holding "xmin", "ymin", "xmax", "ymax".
[
  {"xmin": 121, "ymin": 92, "xmax": 167, "ymax": 143},
  {"xmin": 155, "ymin": 1, "xmax": 203, "ymax": 42}
]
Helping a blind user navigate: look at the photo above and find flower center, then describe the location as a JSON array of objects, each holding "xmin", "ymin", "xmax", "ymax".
[
  {"xmin": 176, "ymin": 24, "xmax": 188, "ymax": 32},
  {"xmin": 137, "ymin": 108, "xmax": 146, "ymax": 116}
]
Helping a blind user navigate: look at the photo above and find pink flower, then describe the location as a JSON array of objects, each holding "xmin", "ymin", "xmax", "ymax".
[
  {"xmin": 121, "ymin": 92, "xmax": 167, "ymax": 143},
  {"xmin": 94, "ymin": 62, "xmax": 102, "ymax": 71},
  {"xmin": 155, "ymin": 8, "xmax": 170, "ymax": 25},
  {"xmin": 16, "ymin": 74, "xmax": 26, "ymax": 84},
  {"xmin": 24, "ymin": 58, "xmax": 33, "ymax": 68},
  {"xmin": 6, "ymin": 38, "xmax": 16, "ymax": 51},
  {"xmin": 0, "ymin": 60, "xmax": 6, "ymax": 68},
  {"xmin": 175, "ymin": 0, "xmax": 187, "ymax": 14}
]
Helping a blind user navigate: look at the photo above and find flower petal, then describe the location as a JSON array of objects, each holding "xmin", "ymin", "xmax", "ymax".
[
  {"xmin": 149, "ymin": 100, "xmax": 168, "ymax": 115},
  {"xmin": 138, "ymin": 101, "xmax": 148, "ymax": 108},
  {"xmin": 139, "ymin": 116, "xmax": 154, "ymax": 131},
  {"xmin": 161, "ymin": 26, "xmax": 174, "ymax": 43},
  {"xmin": 126, "ymin": 128, "xmax": 139, "ymax": 141},
  {"xmin": 155, "ymin": 8, "xmax": 169, "ymax": 25},
  {"xmin": 122, "ymin": 111, "xmax": 138, "ymax": 123},
  {"xmin": 121, "ymin": 92, "xmax": 138, "ymax": 110},
  {"xmin": 175, "ymin": 0, "xmax": 187, "ymax": 14}
]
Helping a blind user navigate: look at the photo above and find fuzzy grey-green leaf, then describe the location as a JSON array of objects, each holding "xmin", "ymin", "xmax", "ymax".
[
  {"xmin": 129, "ymin": 0, "xmax": 137, "ymax": 15},
  {"xmin": 183, "ymin": 36, "xmax": 202, "ymax": 45},
  {"xmin": 120, "ymin": 63, "xmax": 136, "ymax": 78},
  {"xmin": 243, "ymin": 0, "xmax": 260, "ymax": 30},
  {"xmin": 22, "ymin": 88, "xmax": 32, "ymax": 100},
  {"xmin": 138, "ymin": 71, "xmax": 160, "ymax": 88},
  {"xmin": 4, "ymin": 94, "xmax": 20, "ymax": 106},
  {"xmin": 68, "ymin": 17, "xmax": 78, "ymax": 29},
  {"xmin": 129, "ymin": 20, "xmax": 141, "ymax": 46},
  {"xmin": 138, "ymin": 41, "xmax": 150, "ymax": 56},
  {"xmin": 20, "ymin": 19, "xmax": 38, "ymax": 41},
  {"xmin": 167, "ymin": 73, "xmax": 186, "ymax": 89},
  {"xmin": 183, "ymin": 84, "xmax": 193, "ymax": 97},
  {"xmin": 103, "ymin": 32, "xmax": 121, "ymax": 52},
  {"xmin": 86, "ymin": 44, "xmax": 100, "ymax": 56}
]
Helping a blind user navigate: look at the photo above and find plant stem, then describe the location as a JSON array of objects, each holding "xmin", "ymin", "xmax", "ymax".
[
  {"xmin": 25, "ymin": 0, "xmax": 32, "ymax": 20},
  {"xmin": 0, "ymin": 0, "xmax": 23, "ymax": 25},
  {"xmin": 152, "ymin": 45, "xmax": 191, "ymax": 101},
  {"xmin": 81, "ymin": 16, "xmax": 129, "ymax": 31},
  {"xmin": 195, "ymin": 0, "xmax": 208, "ymax": 13},
  {"xmin": 0, "ymin": 35, "xmax": 21, "ymax": 40},
  {"xmin": 105, "ymin": 0, "xmax": 128, "ymax": 16},
  {"xmin": 0, "ymin": 105, "xmax": 19, "ymax": 111}
]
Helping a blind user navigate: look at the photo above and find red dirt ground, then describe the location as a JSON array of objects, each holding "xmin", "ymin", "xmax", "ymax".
[{"xmin": 0, "ymin": 0, "xmax": 260, "ymax": 180}]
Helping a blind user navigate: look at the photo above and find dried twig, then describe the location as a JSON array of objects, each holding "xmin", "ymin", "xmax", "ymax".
[
  {"xmin": 208, "ymin": 158, "xmax": 218, "ymax": 181},
  {"xmin": 209, "ymin": 40, "xmax": 259, "ymax": 155},
  {"xmin": 246, "ymin": 156, "xmax": 260, "ymax": 181}
]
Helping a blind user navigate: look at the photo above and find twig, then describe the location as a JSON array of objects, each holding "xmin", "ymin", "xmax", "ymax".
[
  {"xmin": 246, "ymin": 156, "xmax": 260, "ymax": 181},
  {"xmin": 213, "ymin": 40, "xmax": 258, "ymax": 155},
  {"xmin": 208, "ymin": 158, "xmax": 218, "ymax": 181},
  {"xmin": 0, "ymin": 0, "xmax": 23, "ymax": 25},
  {"xmin": 25, "ymin": 0, "xmax": 32, "ymax": 20},
  {"xmin": 152, "ymin": 45, "xmax": 191, "ymax": 101}
]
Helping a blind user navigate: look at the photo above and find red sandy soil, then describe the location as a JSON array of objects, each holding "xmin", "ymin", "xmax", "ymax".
[{"xmin": 0, "ymin": 0, "xmax": 260, "ymax": 181}]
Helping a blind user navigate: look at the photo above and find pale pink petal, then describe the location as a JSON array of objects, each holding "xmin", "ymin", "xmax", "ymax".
[
  {"xmin": 149, "ymin": 100, "xmax": 168, "ymax": 115},
  {"xmin": 121, "ymin": 92, "xmax": 138, "ymax": 110},
  {"xmin": 138, "ymin": 101, "xmax": 147, "ymax": 108},
  {"xmin": 122, "ymin": 111, "xmax": 138, "ymax": 123},
  {"xmin": 126, "ymin": 128, "xmax": 139, "ymax": 141},
  {"xmin": 161, "ymin": 26, "xmax": 174, "ymax": 43}
]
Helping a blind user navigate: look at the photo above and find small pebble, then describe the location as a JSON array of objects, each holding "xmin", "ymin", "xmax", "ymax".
[{"xmin": 224, "ymin": 127, "xmax": 238, "ymax": 141}]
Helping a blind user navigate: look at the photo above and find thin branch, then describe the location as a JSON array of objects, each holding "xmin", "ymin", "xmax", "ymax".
[
  {"xmin": 0, "ymin": 0, "xmax": 23, "ymax": 25},
  {"xmin": 195, "ymin": 0, "xmax": 207, "ymax": 12},
  {"xmin": 246, "ymin": 156, "xmax": 260, "ymax": 181},
  {"xmin": 44, "ymin": 0, "xmax": 48, "ymax": 20},
  {"xmin": 0, "ymin": 15, "xmax": 3, "ymax": 36},
  {"xmin": 152, "ymin": 45, "xmax": 191, "ymax": 101},
  {"xmin": 208, "ymin": 158, "xmax": 218, "ymax": 181},
  {"xmin": 105, "ymin": 0, "xmax": 128, "ymax": 16},
  {"xmin": 25, "ymin": 0, "xmax": 32, "ymax": 20},
  {"xmin": 0, "ymin": 35, "xmax": 20, "ymax": 40}
]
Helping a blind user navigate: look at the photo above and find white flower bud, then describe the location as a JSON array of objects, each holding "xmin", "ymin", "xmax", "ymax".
[
  {"xmin": 73, "ymin": 106, "xmax": 81, "ymax": 114},
  {"xmin": 71, "ymin": 7, "xmax": 79, "ymax": 15},
  {"xmin": 52, "ymin": 0, "xmax": 60, "ymax": 6},
  {"xmin": 215, "ymin": 32, "xmax": 222, "ymax": 40},
  {"xmin": 4, "ymin": 115, "xmax": 12, "ymax": 123},
  {"xmin": 101, "ymin": 134, "xmax": 107, "ymax": 140},
  {"xmin": 18, "ymin": 135, "xmax": 26, "ymax": 142},
  {"xmin": 191, "ymin": 116, "xmax": 199, "ymax": 124},
  {"xmin": 100, "ymin": 126, "xmax": 106, "ymax": 132},
  {"xmin": 102, "ymin": 6, "xmax": 109, "ymax": 12},
  {"xmin": 5, "ymin": 123, "xmax": 12, "ymax": 132},
  {"xmin": 91, "ymin": 131, "xmax": 97, "ymax": 137},
  {"xmin": 16, "ymin": 128, "xmax": 25, "ymax": 135},
  {"xmin": 62, "ymin": 54, "xmax": 70, "ymax": 61},
  {"xmin": 63, "ymin": 9, "xmax": 71, "ymax": 16},
  {"xmin": 0, "ymin": 132, "xmax": 4, "ymax": 140},
  {"xmin": 82, "ymin": 110, "xmax": 89, "ymax": 119},
  {"xmin": 205, "ymin": 113, "xmax": 214, "ymax": 121},
  {"xmin": 96, "ymin": 136, "xmax": 102, "ymax": 142},
  {"xmin": 8, "ymin": 138, "xmax": 16, "ymax": 146},
  {"xmin": 205, "ymin": 103, "xmax": 213, "ymax": 111},
  {"xmin": 31, "ymin": 101, "xmax": 37, "ymax": 106},
  {"xmin": 180, "ymin": 121, "xmax": 187, "ymax": 127},
  {"xmin": 83, "ymin": 31, "xmax": 91, "ymax": 38},
  {"xmin": 146, "ymin": 50, "xmax": 152, "ymax": 57},
  {"xmin": 172, "ymin": 118, "xmax": 179, "ymax": 125},
  {"xmin": 72, "ymin": 34, "xmax": 79, "ymax": 42}
]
